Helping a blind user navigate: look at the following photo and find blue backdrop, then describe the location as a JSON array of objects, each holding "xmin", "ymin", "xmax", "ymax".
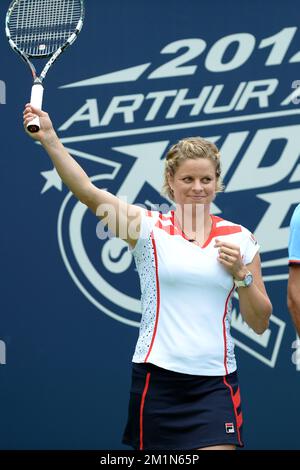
[{"xmin": 0, "ymin": 0, "xmax": 299, "ymax": 450}]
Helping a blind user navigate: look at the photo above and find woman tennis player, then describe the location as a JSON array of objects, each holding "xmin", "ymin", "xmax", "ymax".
[{"xmin": 24, "ymin": 105, "xmax": 272, "ymax": 450}]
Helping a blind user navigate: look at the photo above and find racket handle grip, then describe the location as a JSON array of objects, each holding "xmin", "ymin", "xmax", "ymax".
[{"xmin": 27, "ymin": 83, "xmax": 44, "ymax": 133}]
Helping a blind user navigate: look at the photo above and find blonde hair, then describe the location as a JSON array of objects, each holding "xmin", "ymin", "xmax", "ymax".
[{"xmin": 162, "ymin": 137, "xmax": 224, "ymax": 201}]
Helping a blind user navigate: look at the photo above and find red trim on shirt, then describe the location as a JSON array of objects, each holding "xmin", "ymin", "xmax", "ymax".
[
  {"xmin": 222, "ymin": 285, "xmax": 235, "ymax": 375},
  {"xmin": 155, "ymin": 218, "xmax": 176, "ymax": 236},
  {"xmin": 169, "ymin": 212, "xmax": 242, "ymax": 247},
  {"xmin": 289, "ymin": 260, "xmax": 300, "ymax": 264},
  {"xmin": 144, "ymin": 232, "xmax": 160, "ymax": 363},
  {"xmin": 203, "ymin": 216, "xmax": 242, "ymax": 247},
  {"xmin": 223, "ymin": 376, "xmax": 243, "ymax": 446},
  {"xmin": 158, "ymin": 212, "xmax": 171, "ymax": 221},
  {"xmin": 214, "ymin": 226, "xmax": 242, "ymax": 237},
  {"xmin": 212, "ymin": 215, "xmax": 224, "ymax": 222},
  {"xmin": 139, "ymin": 372, "xmax": 151, "ymax": 450}
]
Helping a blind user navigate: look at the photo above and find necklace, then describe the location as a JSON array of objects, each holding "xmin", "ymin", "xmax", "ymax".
[
  {"xmin": 180, "ymin": 228, "xmax": 201, "ymax": 245},
  {"xmin": 173, "ymin": 212, "xmax": 213, "ymax": 246},
  {"xmin": 187, "ymin": 237, "xmax": 201, "ymax": 246}
]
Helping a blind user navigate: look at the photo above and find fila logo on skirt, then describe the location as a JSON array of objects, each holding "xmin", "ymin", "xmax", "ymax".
[{"xmin": 225, "ymin": 422, "xmax": 235, "ymax": 434}]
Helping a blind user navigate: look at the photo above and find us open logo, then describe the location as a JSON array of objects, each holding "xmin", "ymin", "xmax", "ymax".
[{"xmin": 39, "ymin": 30, "xmax": 300, "ymax": 365}]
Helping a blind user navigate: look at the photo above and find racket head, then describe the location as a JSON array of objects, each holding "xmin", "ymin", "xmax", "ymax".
[{"xmin": 6, "ymin": 0, "xmax": 84, "ymax": 58}]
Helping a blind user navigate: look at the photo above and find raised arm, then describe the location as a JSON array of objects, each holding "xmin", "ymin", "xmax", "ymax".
[{"xmin": 23, "ymin": 105, "xmax": 141, "ymax": 247}]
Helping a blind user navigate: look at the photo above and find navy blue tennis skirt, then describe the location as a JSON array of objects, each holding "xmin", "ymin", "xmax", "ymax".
[{"xmin": 122, "ymin": 362, "xmax": 243, "ymax": 450}]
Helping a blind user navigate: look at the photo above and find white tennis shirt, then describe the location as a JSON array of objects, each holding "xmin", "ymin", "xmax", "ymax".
[{"xmin": 131, "ymin": 210, "xmax": 259, "ymax": 376}]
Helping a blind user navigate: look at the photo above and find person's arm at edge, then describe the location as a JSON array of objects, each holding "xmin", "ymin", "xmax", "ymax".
[{"xmin": 287, "ymin": 264, "xmax": 300, "ymax": 336}]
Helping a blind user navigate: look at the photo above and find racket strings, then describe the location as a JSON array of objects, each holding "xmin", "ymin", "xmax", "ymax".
[{"xmin": 8, "ymin": 0, "xmax": 83, "ymax": 56}]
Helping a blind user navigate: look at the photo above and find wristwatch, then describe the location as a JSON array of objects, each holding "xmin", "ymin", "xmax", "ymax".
[{"xmin": 234, "ymin": 271, "xmax": 253, "ymax": 288}]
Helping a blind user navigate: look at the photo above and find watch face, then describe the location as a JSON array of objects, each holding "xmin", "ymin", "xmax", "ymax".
[{"xmin": 244, "ymin": 273, "xmax": 253, "ymax": 286}]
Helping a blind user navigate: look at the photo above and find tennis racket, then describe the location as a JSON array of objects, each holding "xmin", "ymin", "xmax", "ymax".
[{"xmin": 5, "ymin": 0, "xmax": 85, "ymax": 133}]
